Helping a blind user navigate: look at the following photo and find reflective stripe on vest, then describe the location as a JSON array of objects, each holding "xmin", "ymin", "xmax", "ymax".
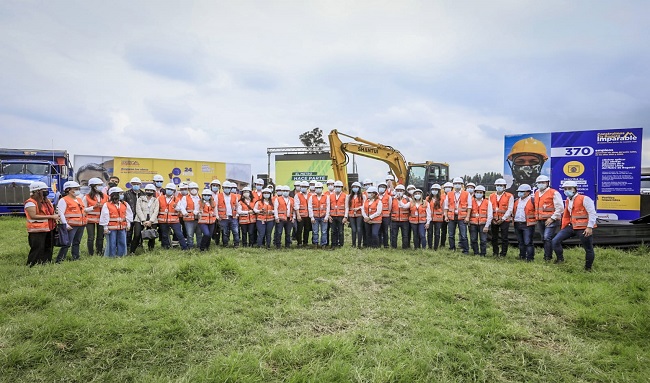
[
  {"xmin": 107, "ymin": 202, "xmax": 128, "ymax": 230},
  {"xmin": 276, "ymin": 197, "xmax": 292, "ymax": 221},
  {"xmin": 256, "ymin": 201, "xmax": 274, "ymax": 222},
  {"xmin": 390, "ymin": 198, "xmax": 410, "ymax": 222},
  {"xmin": 428, "ymin": 198, "xmax": 445, "ymax": 222},
  {"xmin": 535, "ymin": 188, "xmax": 557, "ymax": 220},
  {"xmin": 349, "ymin": 195, "xmax": 363, "ymax": 218},
  {"xmin": 238, "ymin": 200, "xmax": 256, "ymax": 224},
  {"xmin": 409, "ymin": 202, "xmax": 428, "ymax": 224},
  {"xmin": 364, "ymin": 199, "xmax": 382, "ymax": 224},
  {"xmin": 562, "ymin": 194, "xmax": 595, "ymax": 230},
  {"xmin": 157, "ymin": 195, "xmax": 179, "ymax": 223},
  {"xmin": 490, "ymin": 192, "xmax": 512, "ymax": 222},
  {"xmin": 446, "ymin": 190, "xmax": 469, "ymax": 220},
  {"xmin": 183, "ymin": 195, "xmax": 197, "ymax": 221},
  {"xmin": 514, "ymin": 198, "xmax": 536, "ymax": 226},
  {"xmin": 198, "ymin": 202, "xmax": 217, "ymax": 224},
  {"xmin": 85, "ymin": 194, "xmax": 108, "ymax": 224},
  {"xmin": 25, "ymin": 198, "xmax": 53, "ymax": 233},
  {"xmin": 329, "ymin": 192, "xmax": 347, "ymax": 217},
  {"xmin": 380, "ymin": 193, "xmax": 391, "ymax": 218},
  {"xmin": 217, "ymin": 193, "xmax": 239, "ymax": 220},
  {"xmin": 470, "ymin": 198, "xmax": 489, "ymax": 225},
  {"xmin": 311, "ymin": 194, "xmax": 328, "ymax": 218},
  {"xmin": 297, "ymin": 193, "xmax": 309, "ymax": 218},
  {"xmin": 64, "ymin": 195, "xmax": 87, "ymax": 227}
]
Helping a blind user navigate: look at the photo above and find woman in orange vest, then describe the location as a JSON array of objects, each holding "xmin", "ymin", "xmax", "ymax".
[
  {"xmin": 346, "ymin": 181, "xmax": 364, "ymax": 248},
  {"xmin": 157, "ymin": 183, "xmax": 189, "ymax": 250},
  {"xmin": 308, "ymin": 182, "xmax": 330, "ymax": 248},
  {"xmin": 362, "ymin": 186, "xmax": 383, "ymax": 248},
  {"xmin": 83, "ymin": 177, "xmax": 107, "ymax": 256},
  {"xmin": 237, "ymin": 186, "xmax": 256, "ymax": 247},
  {"xmin": 197, "ymin": 189, "xmax": 217, "ymax": 251},
  {"xmin": 24, "ymin": 181, "xmax": 59, "ymax": 266},
  {"xmin": 390, "ymin": 184, "xmax": 410, "ymax": 249},
  {"xmin": 254, "ymin": 188, "xmax": 275, "ymax": 248},
  {"xmin": 406, "ymin": 189, "xmax": 430, "ymax": 249},
  {"xmin": 273, "ymin": 185, "xmax": 294, "ymax": 248},
  {"xmin": 443, "ymin": 177, "xmax": 473, "ymax": 254},
  {"xmin": 552, "ymin": 180, "xmax": 597, "ymax": 271},
  {"xmin": 100, "ymin": 187, "xmax": 133, "ymax": 257},
  {"xmin": 512, "ymin": 184, "xmax": 536, "ymax": 261},
  {"xmin": 468, "ymin": 185, "xmax": 493, "ymax": 256},
  {"xmin": 426, "ymin": 184, "xmax": 445, "ymax": 250},
  {"xmin": 328, "ymin": 181, "xmax": 348, "ymax": 248},
  {"xmin": 56, "ymin": 181, "xmax": 87, "ymax": 263}
]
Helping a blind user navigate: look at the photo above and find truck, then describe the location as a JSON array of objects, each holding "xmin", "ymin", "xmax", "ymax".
[{"xmin": 0, "ymin": 149, "xmax": 73, "ymax": 214}]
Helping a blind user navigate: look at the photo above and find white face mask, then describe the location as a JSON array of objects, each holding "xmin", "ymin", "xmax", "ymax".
[
  {"xmin": 243, "ymin": 192, "xmax": 250, "ymax": 198},
  {"xmin": 537, "ymin": 183, "xmax": 548, "ymax": 191},
  {"xmin": 328, "ymin": 185, "xmax": 334, "ymax": 191},
  {"xmin": 300, "ymin": 187, "xmax": 307, "ymax": 193},
  {"xmin": 73, "ymin": 190, "xmax": 81, "ymax": 197},
  {"xmin": 80, "ymin": 186, "xmax": 90, "ymax": 195},
  {"xmin": 256, "ymin": 185, "xmax": 263, "ymax": 191},
  {"xmin": 378, "ymin": 186, "xmax": 386, "ymax": 193},
  {"xmin": 564, "ymin": 189, "xmax": 575, "ymax": 198},
  {"xmin": 282, "ymin": 191, "xmax": 290, "ymax": 197},
  {"xmin": 203, "ymin": 195, "xmax": 211, "ymax": 201},
  {"xmin": 454, "ymin": 184, "xmax": 462, "ymax": 191},
  {"xmin": 352, "ymin": 187, "xmax": 359, "ymax": 193},
  {"xmin": 315, "ymin": 188, "xmax": 323, "ymax": 194},
  {"xmin": 211, "ymin": 186, "xmax": 219, "ymax": 192},
  {"xmin": 431, "ymin": 190, "xmax": 439, "ymax": 196},
  {"xmin": 309, "ymin": 185, "xmax": 315, "ymax": 191},
  {"xmin": 475, "ymin": 193, "xmax": 484, "ymax": 199},
  {"xmin": 496, "ymin": 186, "xmax": 504, "ymax": 192},
  {"xmin": 444, "ymin": 188, "xmax": 452, "ymax": 193},
  {"xmin": 190, "ymin": 189, "xmax": 198, "ymax": 195},
  {"xmin": 180, "ymin": 190, "xmax": 188, "ymax": 196},
  {"xmin": 395, "ymin": 191, "xmax": 403, "ymax": 198},
  {"xmin": 414, "ymin": 194, "xmax": 422, "ymax": 200},
  {"xmin": 263, "ymin": 193, "xmax": 271, "ymax": 199},
  {"xmin": 467, "ymin": 188, "xmax": 474, "ymax": 193},
  {"xmin": 334, "ymin": 187, "xmax": 342, "ymax": 193},
  {"xmin": 223, "ymin": 188, "xmax": 231, "ymax": 194}
]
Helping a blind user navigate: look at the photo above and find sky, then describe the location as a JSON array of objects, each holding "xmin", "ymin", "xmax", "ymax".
[{"xmin": 1, "ymin": 0, "xmax": 649, "ymax": 184}]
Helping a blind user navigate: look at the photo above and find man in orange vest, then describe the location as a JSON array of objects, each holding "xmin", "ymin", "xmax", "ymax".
[
  {"xmin": 376, "ymin": 181, "xmax": 392, "ymax": 248},
  {"xmin": 273, "ymin": 185, "xmax": 294, "ymax": 248},
  {"xmin": 512, "ymin": 184, "xmax": 536, "ymax": 261},
  {"xmin": 390, "ymin": 184, "xmax": 411, "ymax": 249},
  {"xmin": 157, "ymin": 183, "xmax": 189, "ymax": 250},
  {"xmin": 56, "ymin": 181, "xmax": 87, "ymax": 262},
  {"xmin": 552, "ymin": 180, "xmax": 597, "ymax": 271},
  {"xmin": 443, "ymin": 177, "xmax": 473, "ymax": 254},
  {"xmin": 534, "ymin": 175, "xmax": 564, "ymax": 261},
  {"xmin": 177, "ymin": 182, "xmax": 202, "ymax": 249},
  {"xmin": 489, "ymin": 178, "xmax": 514, "ymax": 257},
  {"xmin": 217, "ymin": 181, "xmax": 241, "ymax": 248},
  {"xmin": 328, "ymin": 180, "xmax": 348, "ymax": 248},
  {"xmin": 469, "ymin": 185, "xmax": 493, "ymax": 256},
  {"xmin": 308, "ymin": 182, "xmax": 330, "ymax": 248},
  {"xmin": 294, "ymin": 181, "xmax": 312, "ymax": 247}
]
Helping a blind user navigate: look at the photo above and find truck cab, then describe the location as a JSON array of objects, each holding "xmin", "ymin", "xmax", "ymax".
[{"xmin": 405, "ymin": 162, "xmax": 450, "ymax": 191}]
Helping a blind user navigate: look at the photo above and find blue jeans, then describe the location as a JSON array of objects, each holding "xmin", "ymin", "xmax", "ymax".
[
  {"xmin": 184, "ymin": 219, "xmax": 201, "ymax": 249},
  {"xmin": 198, "ymin": 223, "xmax": 215, "ymax": 250},
  {"xmin": 536, "ymin": 220, "xmax": 559, "ymax": 260},
  {"xmin": 312, "ymin": 217, "xmax": 328, "ymax": 245},
  {"xmin": 427, "ymin": 221, "xmax": 444, "ymax": 250},
  {"xmin": 365, "ymin": 222, "xmax": 381, "ymax": 248},
  {"xmin": 448, "ymin": 218, "xmax": 469, "ymax": 253},
  {"xmin": 514, "ymin": 222, "xmax": 534, "ymax": 260},
  {"xmin": 350, "ymin": 217, "xmax": 363, "ymax": 247},
  {"xmin": 160, "ymin": 222, "xmax": 188, "ymax": 250},
  {"xmin": 106, "ymin": 229, "xmax": 127, "ymax": 257},
  {"xmin": 552, "ymin": 225, "xmax": 595, "ymax": 268},
  {"xmin": 274, "ymin": 219, "xmax": 293, "ymax": 248},
  {"xmin": 390, "ymin": 220, "xmax": 410, "ymax": 249},
  {"xmin": 220, "ymin": 218, "xmax": 240, "ymax": 247},
  {"xmin": 469, "ymin": 224, "xmax": 487, "ymax": 256},
  {"xmin": 410, "ymin": 223, "xmax": 426, "ymax": 249},
  {"xmin": 256, "ymin": 220, "xmax": 275, "ymax": 247},
  {"xmin": 56, "ymin": 225, "xmax": 85, "ymax": 262}
]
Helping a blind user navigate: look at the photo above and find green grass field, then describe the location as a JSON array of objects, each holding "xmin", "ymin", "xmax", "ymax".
[{"xmin": 0, "ymin": 216, "xmax": 648, "ymax": 382}]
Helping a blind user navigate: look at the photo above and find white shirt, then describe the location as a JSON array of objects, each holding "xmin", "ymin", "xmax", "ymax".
[
  {"xmin": 99, "ymin": 201, "xmax": 133, "ymax": 229},
  {"xmin": 567, "ymin": 195, "xmax": 597, "ymax": 228},
  {"xmin": 176, "ymin": 193, "xmax": 201, "ymax": 216},
  {"xmin": 536, "ymin": 188, "xmax": 564, "ymax": 221},
  {"xmin": 443, "ymin": 190, "xmax": 473, "ymax": 212},
  {"xmin": 222, "ymin": 193, "xmax": 234, "ymax": 216},
  {"xmin": 514, "ymin": 196, "xmax": 531, "ymax": 223},
  {"xmin": 473, "ymin": 198, "xmax": 494, "ymax": 228},
  {"xmin": 308, "ymin": 193, "xmax": 331, "ymax": 219},
  {"xmin": 361, "ymin": 199, "xmax": 383, "ymax": 220},
  {"xmin": 493, "ymin": 192, "xmax": 514, "ymax": 221}
]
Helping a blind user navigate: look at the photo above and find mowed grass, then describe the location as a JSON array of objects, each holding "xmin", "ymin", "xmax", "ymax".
[{"xmin": 0, "ymin": 216, "xmax": 649, "ymax": 382}]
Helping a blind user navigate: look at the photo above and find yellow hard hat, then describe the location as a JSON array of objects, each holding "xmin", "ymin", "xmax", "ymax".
[{"xmin": 507, "ymin": 137, "xmax": 548, "ymax": 161}]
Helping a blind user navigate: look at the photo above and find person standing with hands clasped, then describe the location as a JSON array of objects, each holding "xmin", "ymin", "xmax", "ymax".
[
  {"xmin": 552, "ymin": 180, "xmax": 597, "ymax": 271},
  {"xmin": 489, "ymin": 178, "xmax": 513, "ymax": 257},
  {"xmin": 24, "ymin": 182, "xmax": 59, "ymax": 266},
  {"xmin": 273, "ymin": 185, "xmax": 294, "ymax": 248},
  {"xmin": 346, "ymin": 182, "xmax": 364, "ymax": 248},
  {"xmin": 135, "ymin": 184, "xmax": 159, "ymax": 251},
  {"xmin": 197, "ymin": 189, "xmax": 217, "ymax": 251},
  {"xmin": 406, "ymin": 189, "xmax": 430, "ymax": 250},
  {"xmin": 83, "ymin": 177, "xmax": 107, "ymax": 256},
  {"xmin": 468, "ymin": 185, "xmax": 492, "ymax": 256},
  {"xmin": 56, "ymin": 181, "xmax": 87, "ymax": 262},
  {"xmin": 444, "ymin": 177, "xmax": 472, "ymax": 254},
  {"xmin": 513, "ymin": 184, "xmax": 536, "ymax": 261},
  {"xmin": 254, "ymin": 188, "xmax": 275, "ymax": 248},
  {"xmin": 100, "ymin": 187, "xmax": 133, "ymax": 257},
  {"xmin": 362, "ymin": 186, "xmax": 383, "ymax": 248},
  {"xmin": 308, "ymin": 182, "xmax": 330, "ymax": 248}
]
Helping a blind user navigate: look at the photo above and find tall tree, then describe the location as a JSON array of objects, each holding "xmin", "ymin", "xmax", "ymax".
[{"xmin": 299, "ymin": 128, "xmax": 326, "ymax": 149}]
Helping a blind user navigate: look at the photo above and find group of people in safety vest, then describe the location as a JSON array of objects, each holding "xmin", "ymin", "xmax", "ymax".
[{"xmin": 23, "ymin": 172, "xmax": 597, "ymax": 271}]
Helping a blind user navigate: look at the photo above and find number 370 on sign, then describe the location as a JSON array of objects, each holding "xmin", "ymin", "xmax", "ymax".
[{"xmin": 550, "ymin": 146, "xmax": 594, "ymax": 157}]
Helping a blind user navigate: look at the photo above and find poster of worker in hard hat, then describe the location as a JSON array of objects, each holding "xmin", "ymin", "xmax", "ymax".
[{"xmin": 503, "ymin": 133, "xmax": 551, "ymax": 195}]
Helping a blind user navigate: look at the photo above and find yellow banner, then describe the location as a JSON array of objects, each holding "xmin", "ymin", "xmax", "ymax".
[
  {"xmin": 596, "ymin": 195, "xmax": 640, "ymax": 211},
  {"xmin": 275, "ymin": 159, "xmax": 334, "ymax": 186}
]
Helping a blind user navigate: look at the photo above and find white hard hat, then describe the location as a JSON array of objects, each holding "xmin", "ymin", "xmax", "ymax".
[
  {"xmin": 407, "ymin": 184, "xmax": 415, "ymax": 190},
  {"xmin": 431, "ymin": 184, "xmax": 441, "ymax": 190},
  {"xmin": 386, "ymin": 175, "xmax": 394, "ymax": 181},
  {"xmin": 30, "ymin": 181, "xmax": 48, "ymax": 192},
  {"xmin": 467, "ymin": 182, "xmax": 476, "ymax": 188},
  {"xmin": 494, "ymin": 178, "xmax": 507, "ymax": 186},
  {"xmin": 334, "ymin": 180, "xmax": 343, "ymax": 187},
  {"xmin": 475, "ymin": 185, "xmax": 486, "ymax": 192},
  {"xmin": 242, "ymin": 186, "xmax": 252, "ymax": 192},
  {"xmin": 201, "ymin": 189, "xmax": 212, "ymax": 196},
  {"xmin": 300, "ymin": 181, "xmax": 309, "ymax": 187},
  {"xmin": 221, "ymin": 181, "xmax": 231, "ymax": 188},
  {"xmin": 109, "ymin": 187, "xmax": 123, "ymax": 195},
  {"xmin": 309, "ymin": 180, "xmax": 316, "ymax": 185},
  {"xmin": 179, "ymin": 183, "xmax": 188, "ymax": 189},
  {"xmin": 130, "ymin": 177, "xmax": 142, "ymax": 184},
  {"xmin": 326, "ymin": 179, "xmax": 335, "ymax": 184},
  {"xmin": 144, "ymin": 184, "xmax": 156, "ymax": 191},
  {"xmin": 452, "ymin": 177, "xmax": 464, "ymax": 184},
  {"xmin": 188, "ymin": 182, "xmax": 199, "ymax": 189},
  {"xmin": 377, "ymin": 181, "xmax": 387, "ymax": 187},
  {"xmin": 413, "ymin": 189, "xmax": 423, "ymax": 194},
  {"xmin": 88, "ymin": 177, "xmax": 103, "ymax": 186},
  {"xmin": 562, "ymin": 180, "xmax": 578, "ymax": 188},
  {"xmin": 165, "ymin": 183, "xmax": 177, "ymax": 190},
  {"xmin": 267, "ymin": 184, "xmax": 274, "ymax": 190},
  {"xmin": 262, "ymin": 188, "xmax": 272, "ymax": 193},
  {"xmin": 443, "ymin": 182, "xmax": 453, "ymax": 188},
  {"xmin": 314, "ymin": 182, "xmax": 323, "ymax": 188},
  {"xmin": 517, "ymin": 184, "xmax": 532, "ymax": 192},
  {"xmin": 366, "ymin": 186, "xmax": 378, "ymax": 194},
  {"xmin": 363, "ymin": 178, "xmax": 372, "ymax": 185},
  {"xmin": 293, "ymin": 181, "xmax": 300, "ymax": 186},
  {"xmin": 536, "ymin": 175, "xmax": 550, "ymax": 183},
  {"xmin": 210, "ymin": 179, "xmax": 221, "ymax": 185},
  {"xmin": 255, "ymin": 178, "xmax": 264, "ymax": 185},
  {"xmin": 351, "ymin": 182, "xmax": 361, "ymax": 187},
  {"xmin": 395, "ymin": 184, "xmax": 405, "ymax": 190},
  {"xmin": 64, "ymin": 181, "xmax": 80, "ymax": 190},
  {"xmin": 153, "ymin": 174, "xmax": 164, "ymax": 182}
]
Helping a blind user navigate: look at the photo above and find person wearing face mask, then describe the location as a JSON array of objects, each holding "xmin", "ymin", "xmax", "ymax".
[
  {"xmin": 405, "ymin": 184, "xmax": 417, "ymax": 246},
  {"xmin": 135, "ymin": 184, "xmax": 159, "ymax": 251},
  {"xmin": 273, "ymin": 185, "xmax": 294, "ymax": 248},
  {"xmin": 390, "ymin": 184, "xmax": 410, "ymax": 249},
  {"xmin": 533, "ymin": 175, "xmax": 564, "ymax": 262},
  {"xmin": 216, "ymin": 181, "xmax": 241, "ymax": 248},
  {"xmin": 175, "ymin": 183, "xmax": 190, "ymax": 240},
  {"xmin": 346, "ymin": 181, "xmax": 364, "ymax": 248},
  {"xmin": 489, "ymin": 178, "xmax": 514, "ymax": 257},
  {"xmin": 362, "ymin": 186, "xmax": 383, "ymax": 248},
  {"xmin": 101, "ymin": 176, "xmax": 120, "ymax": 195},
  {"xmin": 426, "ymin": 184, "xmax": 445, "ymax": 250},
  {"xmin": 124, "ymin": 177, "xmax": 145, "ymax": 254},
  {"xmin": 376, "ymin": 182, "xmax": 392, "ymax": 249},
  {"xmin": 328, "ymin": 181, "xmax": 348, "ymax": 248},
  {"xmin": 405, "ymin": 189, "xmax": 430, "ymax": 249},
  {"xmin": 385, "ymin": 175, "xmax": 395, "ymax": 195},
  {"xmin": 513, "ymin": 184, "xmax": 536, "ymax": 261},
  {"xmin": 254, "ymin": 188, "xmax": 275, "ymax": 248},
  {"xmin": 362, "ymin": 179, "xmax": 373, "ymax": 198},
  {"xmin": 290, "ymin": 181, "xmax": 300, "ymax": 241},
  {"xmin": 177, "ymin": 182, "xmax": 202, "ymax": 249},
  {"xmin": 506, "ymin": 137, "xmax": 549, "ymax": 195},
  {"xmin": 209, "ymin": 179, "xmax": 222, "ymax": 247},
  {"xmin": 552, "ymin": 180, "xmax": 597, "ymax": 271},
  {"xmin": 294, "ymin": 181, "xmax": 312, "ymax": 248},
  {"xmin": 55, "ymin": 181, "xmax": 87, "ymax": 262},
  {"xmin": 237, "ymin": 186, "xmax": 256, "ymax": 247},
  {"xmin": 157, "ymin": 183, "xmax": 188, "ymax": 250},
  {"xmin": 308, "ymin": 182, "xmax": 330, "ymax": 248},
  {"xmin": 24, "ymin": 182, "xmax": 59, "ymax": 266},
  {"xmin": 466, "ymin": 182, "xmax": 476, "ymax": 197},
  {"xmin": 152, "ymin": 175, "xmax": 165, "ymax": 196},
  {"xmin": 83, "ymin": 178, "xmax": 108, "ymax": 256},
  {"xmin": 469, "ymin": 185, "xmax": 493, "ymax": 256},
  {"xmin": 323, "ymin": 179, "xmax": 335, "ymax": 246},
  {"xmin": 443, "ymin": 177, "xmax": 473, "ymax": 254},
  {"xmin": 100, "ymin": 187, "xmax": 133, "ymax": 257},
  {"xmin": 197, "ymin": 189, "xmax": 217, "ymax": 251}
]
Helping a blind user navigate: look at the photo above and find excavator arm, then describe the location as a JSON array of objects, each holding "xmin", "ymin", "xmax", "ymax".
[{"xmin": 328, "ymin": 129, "xmax": 409, "ymax": 190}]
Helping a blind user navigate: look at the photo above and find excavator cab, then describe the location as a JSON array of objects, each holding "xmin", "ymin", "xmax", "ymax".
[{"xmin": 406, "ymin": 162, "xmax": 449, "ymax": 191}]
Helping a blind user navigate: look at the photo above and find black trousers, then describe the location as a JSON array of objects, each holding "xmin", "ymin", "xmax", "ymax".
[
  {"xmin": 379, "ymin": 217, "xmax": 390, "ymax": 248},
  {"xmin": 296, "ymin": 217, "xmax": 312, "ymax": 246},
  {"xmin": 240, "ymin": 223, "xmax": 255, "ymax": 247},
  {"xmin": 330, "ymin": 216, "xmax": 344, "ymax": 247},
  {"xmin": 491, "ymin": 221, "xmax": 510, "ymax": 256},
  {"xmin": 27, "ymin": 230, "xmax": 54, "ymax": 267},
  {"xmin": 129, "ymin": 221, "xmax": 143, "ymax": 254},
  {"xmin": 390, "ymin": 220, "xmax": 410, "ymax": 249},
  {"xmin": 85, "ymin": 222, "xmax": 104, "ymax": 256}
]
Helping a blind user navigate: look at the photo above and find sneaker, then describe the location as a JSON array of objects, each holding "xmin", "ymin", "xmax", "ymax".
[
  {"xmin": 584, "ymin": 266, "xmax": 592, "ymax": 272},
  {"xmin": 553, "ymin": 258, "xmax": 565, "ymax": 264}
]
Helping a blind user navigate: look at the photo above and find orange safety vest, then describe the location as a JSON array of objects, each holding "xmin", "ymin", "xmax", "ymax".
[
  {"xmin": 85, "ymin": 193, "xmax": 108, "ymax": 224},
  {"xmin": 428, "ymin": 197, "xmax": 445, "ymax": 222},
  {"xmin": 363, "ymin": 199, "xmax": 382, "ymax": 224},
  {"xmin": 329, "ymin": 192, "xmax": 347, "ymax": 217},
  {"xmin": 296, "ymin": 193, "xmax": 309, "ymax": 218},
  {"xmin": 379, "ymin": 193, "xmax": 391, "ymax": 218},
  {"xmin": 409, "ymin": 202, "xmax": 428, "ymax": 224},
  {"xmin": 446, "ymin": 190, "xmax": 470, "ymax": 220},
  {"xmin": 157, "ymin": 195, "xmax": 179, "ymax": 224},
  {"xmin": 24, "ymin": 198, "xmax": 54, "ymax": 233},
  {"xmin": 252, "ymin": 190, "xmax": 263, "ymax": 204},
  {"xmin": 470, "ymin": 198, "xmax": 489, "ymax": 225},
  {"xmin": 255, "ymin": 200, "xmax": 274, "ymax": 222},
  {"xmin": 238, "ymin": 199, "xmax": 256, "ymax": 224},
  {"xmin": 561, "ymin": 194, "xmax": 595, "ymax": 230},
  {"xmin": 390, "ymin": 197, "xmax": 410, "ymax": 222},
  {"xmin": 107, "ymin": 202, "xmax": 128, "ymax": 230},
  {"xmin": 310, "ymin": 194, "xmax": 328, "ymax": 218},
  {"xmin": 276, "ymin": 197, "xmax": 293, "ymax": 221},
  {"xmin": 535, "ymin": 188, "xmax": 558, "ymax": 220},
  {"xmin": 348, "ymin": 195, "xmax": 363, "ymax": 218},
  {"xmin": 513, "ymin": 197, "xmax": 536, "ymax": 226},
  {"xmin": 197, "ymin": 201, "xmax": 217, "ymax": 224},
  {"xmin": 63, "ymin": 195, "xmax": 87, "ymax": 227},
  {"xmin": 217, "ymin": 193, "xmax": 239, "ymax": 220},
  {"xmin": 182, "ymin": 195, "xmax": 197, "ymax": 221},
  {"xmin": 489, "ymin": 192, "xmax": 512, "ymax": 222}
]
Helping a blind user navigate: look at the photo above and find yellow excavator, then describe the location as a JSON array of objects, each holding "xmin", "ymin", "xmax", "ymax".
[{"xmin": 328, "ymin": 129, "xmax": 450, "ymax": 191}]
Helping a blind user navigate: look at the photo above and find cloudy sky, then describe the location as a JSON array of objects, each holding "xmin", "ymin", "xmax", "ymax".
[{"xmin": 1, "ymin": 0, "xmax": 648, "ymax": 183}]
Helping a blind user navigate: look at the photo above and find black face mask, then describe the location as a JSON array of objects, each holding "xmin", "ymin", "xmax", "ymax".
[
  {"xmin": 41, "ymin": 190, "xmax": 49, "ymax": 198},
  {"xmin": 145, "ymin": 192, "xmax": 154, "ymax": 197},
  {"xmin": 108, "ymin": 182, "xmax": 117, "ymax": 188}
]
